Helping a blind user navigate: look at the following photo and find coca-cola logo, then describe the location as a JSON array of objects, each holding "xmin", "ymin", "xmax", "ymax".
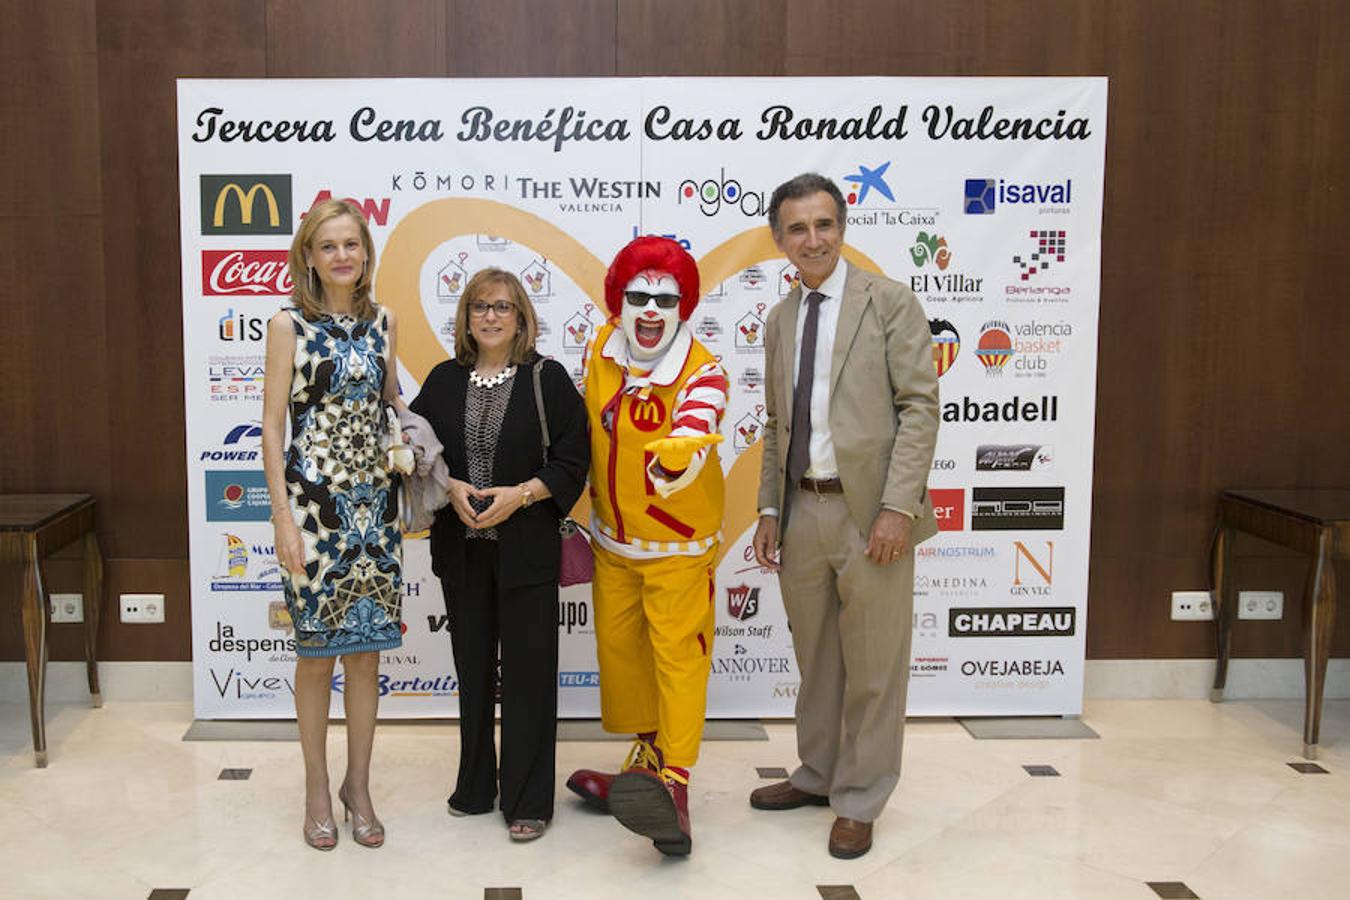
[{"xmin": 202, "ymin": 250, "xmax": 292, "ymax": 296}]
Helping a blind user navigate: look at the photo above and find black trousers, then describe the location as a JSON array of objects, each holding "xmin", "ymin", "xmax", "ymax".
[{"xmin": 442, "ymin": 539, "xmax": 560, "ymax": 821}]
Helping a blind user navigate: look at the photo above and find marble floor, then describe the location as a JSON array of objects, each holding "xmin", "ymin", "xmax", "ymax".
[{"xmin": 1, "ymin": 698, "xmax": 1347, "ymax": 899}]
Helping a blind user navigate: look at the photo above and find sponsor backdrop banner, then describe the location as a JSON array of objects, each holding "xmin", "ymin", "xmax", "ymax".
[{"xmin": 179, "ymin": 77, "xmax": 1107, "ymax": 719}]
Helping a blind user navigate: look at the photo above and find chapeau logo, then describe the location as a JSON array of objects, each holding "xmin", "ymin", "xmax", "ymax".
[{"xmin": 949, "ymin": 607, "xmax": 1075, "ymax": 637}]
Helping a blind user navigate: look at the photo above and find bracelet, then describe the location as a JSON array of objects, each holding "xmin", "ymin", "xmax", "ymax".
[{"xmin": 519, "ymin": 486, "xmax": 535, "ymax": 509}]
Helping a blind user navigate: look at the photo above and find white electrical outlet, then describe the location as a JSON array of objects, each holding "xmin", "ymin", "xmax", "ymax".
[
  {"xmin": 50, "ymin": 593, "xmax": 84, "ymax": 623},
  {"xmin": 1238, "ymin": 590, "xmax": 1284, "ymax": 620},
  {"xmin": 120, "ymin": 593, "xmax": 165, "ymax": 624},
  {"xmin": 1171, "ymin": 590, "xmax": 1214, "ymax": 621}
]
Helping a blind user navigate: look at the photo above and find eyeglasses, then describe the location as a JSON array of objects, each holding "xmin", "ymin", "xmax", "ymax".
[
  {"xmin": 625, "ymin": 291, "xmax": 681, "ymax": 309},
  {"xmin": 469, "ymin": 300, "xmax": 516, "ymax": 317}
]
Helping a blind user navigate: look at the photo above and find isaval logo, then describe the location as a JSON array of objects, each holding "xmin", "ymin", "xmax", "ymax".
[
  {"xmin": 964, "ymin": 177, "xmax": 1073, "ymax": 215},
  {"xmin": 929, "ymin": 318, "xmax": 960, "ymax": 377},
  {"xmin": 200, "ymin": 175, "xmax": 292, "ymax": 235}
]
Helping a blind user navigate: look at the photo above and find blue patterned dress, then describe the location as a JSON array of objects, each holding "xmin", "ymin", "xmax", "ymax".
[{"xmin": 282, "ymin": 306, "xmax": 402, "ymax": 657}]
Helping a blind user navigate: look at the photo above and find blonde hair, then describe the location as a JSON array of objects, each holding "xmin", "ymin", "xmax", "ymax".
[
  {"xmin": 287, "ymin": 198, "xmax": 376, "ymax": 321},
  {"xmin": 453, "ymin": 268, "xmax": 539, "ymax": 366}
]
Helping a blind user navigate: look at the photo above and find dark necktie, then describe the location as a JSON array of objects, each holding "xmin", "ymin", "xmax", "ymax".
[{"xmin": 786, "ymin": 291, "xmax": 824, "ymax": 486}]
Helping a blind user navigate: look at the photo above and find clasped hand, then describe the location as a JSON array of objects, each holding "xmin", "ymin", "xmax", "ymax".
[{"xmin": 447, "ymin": 478, "xmax": 523, "ymax": 529}]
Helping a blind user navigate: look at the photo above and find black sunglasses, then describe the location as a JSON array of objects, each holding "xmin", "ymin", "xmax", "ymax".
[{"xmin": 624, "ymin": 291, "xmax": 681, "ymax": 309}]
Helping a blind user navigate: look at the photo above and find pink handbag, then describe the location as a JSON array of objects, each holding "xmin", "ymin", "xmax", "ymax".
[{"xmin": 533, "ymin": 361, "xmax": 594, "ymax": 587}]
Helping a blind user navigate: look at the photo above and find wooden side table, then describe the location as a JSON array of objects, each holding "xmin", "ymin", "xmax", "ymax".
[
  {"xmin": 0, "ymin": 494, "xmax": 104, "ymax": 767},
  {"xmin": 1210, "ymin": 489, "xmax": 1349, "ymax": 759}
]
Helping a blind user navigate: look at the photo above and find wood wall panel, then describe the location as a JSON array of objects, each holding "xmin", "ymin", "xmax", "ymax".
[
  {"xmin": 94, "ymin": 1, "xmax": 267, "ymax": 560},
  {"xmin": 617, "ymin": 1, "xmax": 786, "ymax": 76},
  {"xmin": 0, "ymin": 0, "xmax": 1346, "ymax": 663},
  {"xmin": 266, "ymin": 0, "xmax": 446, "ymax": 77},
  {"xmin": 444, "ymin": 0, "xmax": 616, "ymax": 76}
]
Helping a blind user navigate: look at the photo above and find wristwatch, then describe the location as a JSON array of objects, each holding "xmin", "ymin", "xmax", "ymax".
[{"xmin": 519, "ymin": 486, "xmax": 535, "ymax": 508}]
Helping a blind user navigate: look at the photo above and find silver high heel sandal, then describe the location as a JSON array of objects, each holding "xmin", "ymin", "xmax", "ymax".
[
  {"xmin": 338, "ymin": 783, "xmax": 386, "ymax": 848},
  {"xmin": 303, "ymin": 812, "xmax": 338, "ymax": 851}
]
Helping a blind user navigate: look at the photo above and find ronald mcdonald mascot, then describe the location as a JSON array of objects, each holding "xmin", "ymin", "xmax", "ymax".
[{"xmin": 566, "ymin": 236, "xmax": 728, "ymax": 856}]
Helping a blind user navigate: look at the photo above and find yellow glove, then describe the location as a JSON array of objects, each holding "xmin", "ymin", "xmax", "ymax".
[{"xmin": 644, "ymin": 433, "xmax": 724, "ymax": 473}]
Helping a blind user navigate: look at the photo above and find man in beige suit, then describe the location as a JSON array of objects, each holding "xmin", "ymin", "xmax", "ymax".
[{"xmin": 750, "ymin": 173, "xmax": 939, "ymax": 859}]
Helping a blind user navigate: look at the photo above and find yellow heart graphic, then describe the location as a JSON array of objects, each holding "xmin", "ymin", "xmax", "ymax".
[{"xmin": 377, "ymin": 197, "xmax": 881, "ymax": 561}]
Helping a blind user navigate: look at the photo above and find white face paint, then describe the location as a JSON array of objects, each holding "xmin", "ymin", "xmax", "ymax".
[{"xmin": 621, "ymin": 269, "xmax": 682, "ymax": 363}]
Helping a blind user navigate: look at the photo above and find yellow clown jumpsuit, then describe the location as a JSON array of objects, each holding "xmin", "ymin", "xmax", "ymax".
[{"xmin": 583, "ymin": 321, "xmax": 727, "ymax": 767}]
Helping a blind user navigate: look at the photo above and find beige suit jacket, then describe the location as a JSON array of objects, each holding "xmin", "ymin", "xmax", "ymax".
[{"xmin": 757, "ymin": 261, "xmax": 940, "ymax": 544}]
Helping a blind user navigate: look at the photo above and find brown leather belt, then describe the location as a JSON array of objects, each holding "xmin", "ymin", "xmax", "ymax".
[{"xmin": 798, "ymin": 477, "xmax": 844, "ymax": 494}]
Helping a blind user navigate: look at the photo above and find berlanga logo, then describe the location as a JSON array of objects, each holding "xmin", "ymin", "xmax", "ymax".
[
  {"xmin": 949, "ymin": 607, "xmax": 1075, "ymax": 637},
  {"xmin": 726, "ymin": 583, "xmax": 760, "ymax": 621},
  {"xmin": 202, "ymin": 250, "xmax": 292, "ymax": 296},
  {"xmin": 200, "ymin": 175, "xmax": 292, "ymax": 235},
  {"xmin": 1013, "ymin": 230, "xmax": 1066, "ymax": 281},
  {"xmin": 929, "ymin": 318, "xmax": 960, "ymax": 377},
  {"xmin": 976, "ymin": 321, "xmax": 1013, "ymax": 376}
]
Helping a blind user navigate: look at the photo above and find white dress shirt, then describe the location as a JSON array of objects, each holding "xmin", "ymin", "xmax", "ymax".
[{"xmin": 792, "ymin": 261, "xmax": 848, "ymax": 479}]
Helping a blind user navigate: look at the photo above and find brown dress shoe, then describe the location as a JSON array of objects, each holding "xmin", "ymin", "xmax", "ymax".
[
  {"xmin": 749, "ymin": 780, "xmax": 831, "ymax": 810},
  {"xmin": 828, "ymin": 817, "xmax": 872, "ymax": 859}
]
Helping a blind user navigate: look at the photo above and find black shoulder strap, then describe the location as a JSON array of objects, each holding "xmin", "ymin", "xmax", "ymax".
[{"xmin": 532, "ymin": 359, "xmax": 550, "ymax": 458}]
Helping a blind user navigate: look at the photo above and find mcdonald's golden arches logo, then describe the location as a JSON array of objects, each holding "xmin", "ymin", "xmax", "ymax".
[
  {"xmin": 627, "ymin": 394, "xmax": 666, "ymax": 433},
  {"xmin": 200, "ymin": 174, "xmax": 292, "ymax": 235}
]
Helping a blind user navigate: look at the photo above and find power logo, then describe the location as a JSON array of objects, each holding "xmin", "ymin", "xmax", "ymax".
[
  {"xmin": 628, "ymin": 394, "xmax": 666, "ymax": 432},
  {"xmin": 200, "ymin": 175, "xmax": 293, "ymax": 235}
]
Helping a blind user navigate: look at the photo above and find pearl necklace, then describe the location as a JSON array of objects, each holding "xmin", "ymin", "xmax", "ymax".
[{"xmin": 468, "ymin": 365, "xmax": 516, "ymax": 389}]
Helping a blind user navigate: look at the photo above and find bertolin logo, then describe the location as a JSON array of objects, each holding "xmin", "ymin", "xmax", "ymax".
[
  {"xmin": 949, "ymin": 607, "xmax": 1075, "ymax": 637},
  {"xmin": 929, "ymin": 318, "xmax": 960, "ymax": 377},
  {"xmin": 726, "ymin": 584, "xmax": 760, "ymax": 621},
  {"xmin": 200, "ymin": 175, "xmax": 292, "ymax": 235}
]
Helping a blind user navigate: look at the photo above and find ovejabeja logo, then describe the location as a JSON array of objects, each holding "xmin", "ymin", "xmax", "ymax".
[
  {"xmin": 929, "ymin": 318, "xmax": 960, "ymax": 377},
  {"xmin": 963, "ymin": 177, "xmax": 1073, "ymax": 215},
  {"xmin": 1013, "ymin": 230, "xmax": 1066, "ymax": 281},
  {"xmin": 200, "ymin": 175, "xmax": 292, "ymax": 235},
  {"xmin": 976, "ymin": 321, "xmax": 1013, "ymax": 376},
  {"xmin": 958, "ymin": 659, "xmax": 1066, "ymax": 680},
  {"xmin": 1012, "ymin": 540, "xmax": 1054, "ymax": 596},
  {"xmin": 943, "ymin": 394, "xmax": 1059, "ymax": 423},
  {"xmin": 975, "ymin": 444, "xmax": 1055, "ymax": 471},
  {"xmin": 971, "ymin": 487, "xmax": 1065, "ymax": 531},
  {"xmin": 726, "ymin": 583, "xmax": 761, "ymax": 621},
  {"xmin": 910, "ymin": 232, "xmax": 951, "ymax": 270},
  {"xmin": 929, "ymin": 488, "xmax": 965, "ymax": 531},
  {"xmin": 677, "ymin": 169, "xmax": 766, "ymax": 217},
  {"xmin": 199, "ymin": 422, "xmax": 262, "ymax": 463},
  {"xmin": 202, "ymin": 250, "xmax": 292, "ymax": 297},
  {"xmin": 948, "ymin": 607, "xmax": 1075, "ymax": 637}
]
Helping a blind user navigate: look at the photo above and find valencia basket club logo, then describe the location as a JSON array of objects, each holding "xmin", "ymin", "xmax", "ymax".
[
  {"xmin": 976, "ymin": 321, "xmax": 1013, "ymax": 376},
  {"xmin": 929, "ymin": 318, "xmax": 960, "ymax": 377},
  {"xmin": 200, "ymin": 175, "xmax": 292, "ymax": 235}
]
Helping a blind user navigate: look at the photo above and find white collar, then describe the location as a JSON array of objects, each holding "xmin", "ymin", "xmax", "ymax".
[
  {"xmin": 600, "ymin": 321, "xmax": 694, "ymax": 389},
  {"xmin": 800, "ymin": 259, "xmax": 848, "ymax": 304}
]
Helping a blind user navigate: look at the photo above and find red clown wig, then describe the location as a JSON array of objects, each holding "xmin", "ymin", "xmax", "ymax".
[{"xmin": 603, "ymin": 236, "xmax": 701, "ymax": 321}]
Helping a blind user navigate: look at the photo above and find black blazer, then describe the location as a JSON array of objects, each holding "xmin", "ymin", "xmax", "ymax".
[{"xmin": 409, "ymin": 354, "xmax": 589, "ymax": 593}]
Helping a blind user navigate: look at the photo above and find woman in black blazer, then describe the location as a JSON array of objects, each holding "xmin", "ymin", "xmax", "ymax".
[{"xmin": 409, "ymin": 268, "xmax": 588, "ymax": 842}]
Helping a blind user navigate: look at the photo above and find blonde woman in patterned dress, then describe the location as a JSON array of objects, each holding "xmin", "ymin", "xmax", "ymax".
[{"xmin": 262, "ymin": 198, "xmax": 405, "ymax": 850}]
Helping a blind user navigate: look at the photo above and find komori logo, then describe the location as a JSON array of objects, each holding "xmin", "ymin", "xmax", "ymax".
[
  {"xmin": 677, "ymin": 169, "xmax": 766, "ymax": 217},
  {"xmin": 199, "ymin": 422, "xmax": 262, "ymax": 463},
  {"xmin": 202, "ymin": 250, "xmax": 293, "ymax": 296},
  {"xmin": 964, "ymin": 177, "xmax": 1073, "ymax": 215},
  {"xmin": 843, "ymin": 161, "xmax": 894, "ymax": 206},
  {"xmin": 929, "ymin": 318, "xmax": 960, "ymax": 377},
  {"xmin": 201, "ymin": 175, "xmax": 292, "ymax": 235},
  {"xmin": 726, "ymin": 584, "xmax": 760, "ymax": 621}
]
